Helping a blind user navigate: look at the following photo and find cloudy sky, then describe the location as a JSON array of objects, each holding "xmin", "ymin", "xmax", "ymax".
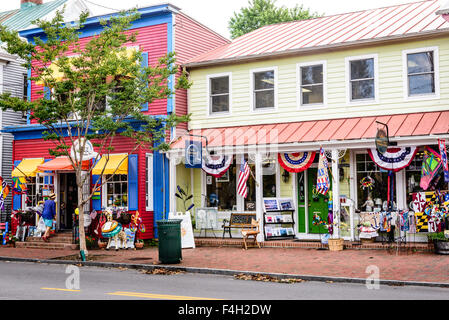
[{"xmin": 5, "ymin": 0, "xmax": 448, "ymax": 38}]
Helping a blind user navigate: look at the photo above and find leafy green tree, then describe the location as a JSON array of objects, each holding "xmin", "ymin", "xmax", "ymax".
[
  {"xmin": 229, "ymin": 0, "xmax": 322, "ymax": 39},
  {"xmin": 0, "ymin": 8, "xmax": 190, "ymax": 258}
]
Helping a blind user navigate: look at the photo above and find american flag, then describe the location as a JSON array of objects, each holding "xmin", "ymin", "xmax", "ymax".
[{"xmin": 237, "ymin": 156, "xmax": 250, "ymax": 198}]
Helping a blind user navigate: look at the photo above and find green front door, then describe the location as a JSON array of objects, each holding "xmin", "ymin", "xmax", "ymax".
[
  {"xmin": 307, "ymin": 168, "xmax": 330, "ymax": 234},
  {"xmin": 297, "ymin": 168, "xmax": 331, "ymax": 234}
]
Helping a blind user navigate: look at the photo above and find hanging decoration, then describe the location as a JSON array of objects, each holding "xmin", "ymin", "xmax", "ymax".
[
  {"xmin": 438, "ymin": 139, "xmax": 449, "ymax": 183},
  {"xmin": 0, "ymin": 177, "xmax": 10, "ymax": 211},
  {"xmin": 12, "ymin": 177, "xmax": 27, "ymax": 193},
  {"xmin": 360, "ymin": 176, "xmax": 375, "ymax": 190},
  {"xmin": 367, "ymin": 146, "xmax": 418, "ymax": 172},
  {"xmin": 420, "ymin": 146, "xmax": 442, "ymax": 190},
  {"xmin": 316, "ymin": 148, "xmax": 330, "ymax": 195},
  {"xmin": 202, "ymin": 154, "xmax": 233, "ymax": 178},
  {"xmin": 278, "ymin": 152, "xmax": 316, "ymax": 173}
]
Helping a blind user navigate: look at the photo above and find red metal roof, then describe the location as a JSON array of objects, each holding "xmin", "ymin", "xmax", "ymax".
[
  {"xmin": 170, "ymin": 111, "xmax": 449, "ymax": 149},
  {"xmin": 186, "ymin": 0, "xmax": 449, "ymax": 67}
]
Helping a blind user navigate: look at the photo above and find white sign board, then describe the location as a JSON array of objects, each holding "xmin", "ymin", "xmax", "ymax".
[
  {"xmin": 71, "ymin": 138, "xmax": 98, "ymax": 161},
  {"xmin": 168, "ymin": 211, "xmax": 195, "ymax": 249}
]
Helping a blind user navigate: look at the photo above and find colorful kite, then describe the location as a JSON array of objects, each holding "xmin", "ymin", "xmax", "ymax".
[
  {"xmin": 278, "ymin": 152, "xmax": 316, "ymax": 173},
  {"xmin": 438, "ymin": 139, "xmax": 449, "ymax": 183},
  {"xmin": 420, "ymin": 146, "xmax": 442, "ymax": 190}
]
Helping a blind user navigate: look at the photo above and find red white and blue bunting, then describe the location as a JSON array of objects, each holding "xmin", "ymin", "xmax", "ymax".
[
  {"xmin": 367, "ymin": 147, "xmax": 418, "ymax": 172},
  {"xmin": 278, "ymin": 152, "xmax": 316, "ymax": 173},
  {"xmin": 202, "ymin": 154, "xmax": 233, "ymax": 178}
]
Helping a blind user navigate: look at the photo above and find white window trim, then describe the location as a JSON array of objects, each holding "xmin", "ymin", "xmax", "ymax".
[
  {"xmin": 402, "ymin": 46, "xmax": 440, "ymax": 101},
  {"xmin": 345, "ymin": 54, "xmax": 379, "ymax": 106},
  {"xmin": 250, "ymin": 66, "xmax": 278, "ymax": 112},
  {"xmin": 206, "ymin": 72, "xmax": 232, "ymax": 117},
  {"xmin": 100, "ymin": 153, "xmax": 129, "ymax": 209},
  {"xmin": 146, "ymin": 153, "xmax": 154, "ymax": 211},
  {"xmin": 296, "ymin": 60, "xmax": 327, "ymax": 109}
]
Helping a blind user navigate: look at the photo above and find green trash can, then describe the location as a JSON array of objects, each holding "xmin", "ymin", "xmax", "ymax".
[{"xmin": 157, "ymin": 219, "xmax": 183, "ymax": 264}]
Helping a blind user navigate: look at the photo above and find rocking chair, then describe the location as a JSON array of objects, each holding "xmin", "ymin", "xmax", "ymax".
[{"xmin": 241, "ymin": 218, "xmax": 261, "ymax": 250}]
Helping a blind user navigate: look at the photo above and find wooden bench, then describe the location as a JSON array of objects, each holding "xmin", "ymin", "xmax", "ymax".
[{"xmin": 222, "ymin": 212, "xmax": 256, "ymax": 238}]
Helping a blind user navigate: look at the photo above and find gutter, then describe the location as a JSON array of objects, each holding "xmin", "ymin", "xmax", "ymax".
[{"xmin": 184, "ymin": 28, "xmax": 449, "ymax": 69}]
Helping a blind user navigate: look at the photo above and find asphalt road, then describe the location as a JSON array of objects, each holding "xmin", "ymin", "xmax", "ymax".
[{"xmin": 1, "ymin": 261, "xmax": 449, "ymax": 301}]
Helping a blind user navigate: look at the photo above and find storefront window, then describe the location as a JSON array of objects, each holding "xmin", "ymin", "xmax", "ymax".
[
  {"xmin": 105, "ymin": 174, "xmax": 128, "ymax": 207},
  {"xmin": 356, "ymin": 153, "xmax": 396, "ymax": 211},
  {"xmin": 405, "ymin": 146, "xmax": 446, "ymax": 209},
  {"xmin": 24, "ymin": 177, "xmax": 39, "ymax": 208},
  {"xmin": 262, "ymin": 159, "xmax": 276, "ymax": 198},
  {"xmin": 206, "ymin": 161, "xmax": 236, "ymax": 211},
  {"xmin": 244, "ymin": 162, "xmax": 257, "ymax": 211}
]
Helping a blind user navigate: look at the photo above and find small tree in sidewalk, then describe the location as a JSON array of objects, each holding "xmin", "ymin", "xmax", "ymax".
[{"xmin": 0, "ymin": 8, "xmax": 191, "ymax": 259}]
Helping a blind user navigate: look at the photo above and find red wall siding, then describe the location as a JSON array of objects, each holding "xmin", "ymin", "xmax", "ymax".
[
  {"xmin": 30, "ymin": 23, "xmax": 169, "ymax": 123},
  {"xmin": 13, "ymin": 136, "xmax": 155, "ymax": 239},
  {"xmin": 174, "ymin": 13, "xmax": 229, "ymax": 65}
]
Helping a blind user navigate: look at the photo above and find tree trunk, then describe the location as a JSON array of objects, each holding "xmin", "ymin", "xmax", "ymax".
[{"xmin": 77, "ymin": 176, "xmax": 88, "ymax": 258}]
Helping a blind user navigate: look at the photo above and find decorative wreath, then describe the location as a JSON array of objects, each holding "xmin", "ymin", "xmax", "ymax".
[{"xmin": 360, "ymin": 176, "xmax": 375, "ymax": 190}]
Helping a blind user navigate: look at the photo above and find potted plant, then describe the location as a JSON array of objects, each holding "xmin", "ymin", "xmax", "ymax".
[
  {"xmin": 135, "ymin": 239, "xmax": 144, "ymax": 249},
  {"xmin": 175, "ymin": 185, "xmax": 195, "ymax": 225},
  {"xmin": 427, "ymin": 232, "xmax": 449, "ymax": 255},
  {"xmin": 97, "ymin": 239, "xmax": 107, "ymax": 249}
]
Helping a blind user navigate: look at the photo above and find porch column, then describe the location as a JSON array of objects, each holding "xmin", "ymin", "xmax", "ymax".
[
  {"xmin": 331, "ymin": 149, "xmax": 340, "ymax": 239},
  {"xmin": 168, "ymin": 154, "xmax": 177, "ymax": 214},
  {"xmin": 255, "ymin": 153, "xmax": 264, "ymax": 242}
]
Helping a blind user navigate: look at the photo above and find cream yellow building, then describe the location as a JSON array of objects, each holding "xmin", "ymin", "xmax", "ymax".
[{"xmin": 168, "ymin": 0, "xmax": 449, "ymax": 243}]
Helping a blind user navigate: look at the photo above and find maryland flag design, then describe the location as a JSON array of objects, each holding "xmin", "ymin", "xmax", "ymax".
[{"xmin": 415, "ymin": 211, "xmax": 429, "ymax": 233}]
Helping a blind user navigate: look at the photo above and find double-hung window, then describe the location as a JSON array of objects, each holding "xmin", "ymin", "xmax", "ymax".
[
  {"xmin": 208, "ymin": 73, "xmax": 230, "ymax": 114},
  {"xmin": 346, "ymin": 55, "xmax": 378, "ymax": 103},
  {"xmin": 298, "ymin": 61, "xmax": 325, "ymax": 106},
  {"xmin": 403, "ymin": 47, "xmax": 439, "ymax": 98},
  {"xmin": 251, "ymin": 67, "xmax": 276, "ymax": 110},
  {"xmin": 104, "ymin": 174, "xmax": 128, "ymax": 207}
]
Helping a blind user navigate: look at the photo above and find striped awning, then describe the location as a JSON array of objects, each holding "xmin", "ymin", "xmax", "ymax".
[
  {"xmin": 170, "ymin": 111, "xmax": 449, "ymax": 150},
  {"xmin": 12, "ymin": 158, "xmax": 44, "ymax": 177}
]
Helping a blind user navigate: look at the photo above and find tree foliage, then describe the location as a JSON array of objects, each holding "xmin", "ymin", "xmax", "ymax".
[
  {"xmin": 0, "ymin": 8, "xmax": 191, "ymax": 257},
  {"xmin": 228, "ymin": 0, "xmax": 322, "ymax": 39}
]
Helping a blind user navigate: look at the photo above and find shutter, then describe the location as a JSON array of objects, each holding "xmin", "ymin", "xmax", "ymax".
[
  {"xmin": 12, "ymin": 160, "xmax": 22, "ymax": 210},
  {"xmin": 128, "ymin": 154, "xmax": 138, "ymax": 211},
  {"xmin": 91, "ymin": 174, "xmax": 102, "ymax": 211},
  {"xmin": 91, "ymin": 158, "xmax": 102, "ymax": 211},
  {"xmin": 141, "ymin": 52, "xmax": 149, "ymax": 112}
]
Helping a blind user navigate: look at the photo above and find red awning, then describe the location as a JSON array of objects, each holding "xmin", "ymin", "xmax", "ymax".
[
  {"xmin": 171, "ymin": 111, "xmax": 449, "ymax": 149},
  {"xmin": 37, "ymin": 156, "xmax": 90, "ymax": 171}
]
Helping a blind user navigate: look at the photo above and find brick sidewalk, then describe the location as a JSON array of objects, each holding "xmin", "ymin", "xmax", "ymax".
[{"xmin": 0, "ymin": 245, "xmax": 448, "ymax": 284}]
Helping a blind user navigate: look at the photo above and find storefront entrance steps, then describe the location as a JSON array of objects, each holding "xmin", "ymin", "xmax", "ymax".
[
  {"xmin": 15, "ymin": 231, "xmax": 77, "ymax": 250},
  {"xmin": 195, "ymin": 238, "xmax": 433, "ymax": 252}
]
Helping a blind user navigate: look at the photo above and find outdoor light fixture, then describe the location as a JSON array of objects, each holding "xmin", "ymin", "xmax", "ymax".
[{"xmin": 282, "ymin": 170, "xmax": 290, "ymax": 183}]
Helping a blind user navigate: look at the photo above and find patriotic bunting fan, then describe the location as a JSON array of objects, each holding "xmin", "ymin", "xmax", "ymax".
[
  {"xmin": 202, "ymin": 154, "xmax": 233, "ymax": 178},
  {"xmin": 278, "ymin": 152, "xmax": 316, "ymax": 173},
  {"xmin": 367, "ymin": 147, "xmax": 418, "ymax": 172}
]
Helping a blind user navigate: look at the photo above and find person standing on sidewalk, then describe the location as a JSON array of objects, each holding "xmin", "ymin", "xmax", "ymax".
[{"xmin": 41, "ymin": 193, "xmax": 56, "ymax": 242}]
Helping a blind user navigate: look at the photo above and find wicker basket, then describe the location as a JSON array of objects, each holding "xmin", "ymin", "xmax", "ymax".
[{"xmin": 328, "ymin": 238, "xmax": 344, "ymax": 251}]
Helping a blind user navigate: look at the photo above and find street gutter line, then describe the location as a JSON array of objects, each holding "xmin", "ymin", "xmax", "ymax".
[{"xmin": 1, "ymin": 256, "xmax": 449, "ymax": 289}]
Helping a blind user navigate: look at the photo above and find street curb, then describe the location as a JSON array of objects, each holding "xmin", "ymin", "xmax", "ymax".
[{"xmin": 0, "ymin": 255, "xmax": 448, "ymax": 289}]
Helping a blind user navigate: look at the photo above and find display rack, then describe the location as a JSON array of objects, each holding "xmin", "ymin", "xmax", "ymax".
[{"xmin": 263, "ymin": 209, "xmax": 295, "ymax": 241}]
